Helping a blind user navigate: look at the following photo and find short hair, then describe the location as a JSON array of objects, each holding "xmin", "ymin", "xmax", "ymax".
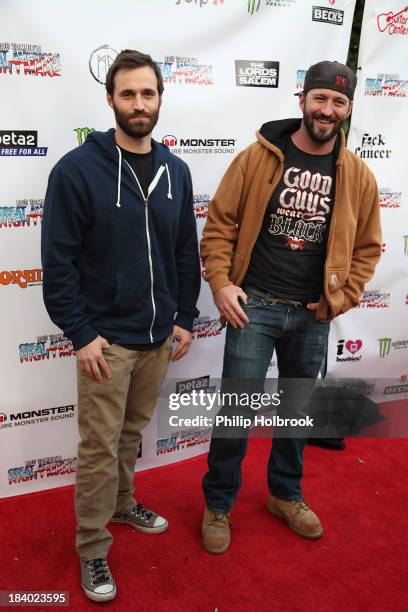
[{"xmin": 105, "ymin": 49, "xmax": 164, "ymax": 96}]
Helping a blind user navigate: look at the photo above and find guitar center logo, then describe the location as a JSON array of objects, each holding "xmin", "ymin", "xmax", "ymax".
[
  {"xmin": 336, "ymin": 339, "xmax": 362, "ymax": 362},
  {"xmin": 312, "ymin": 6, "xmax": 344, "ymax": 25},
  {"xmin": 193, "ymin": 194, "xmax": 210, "ymax": 219},
  {"xmin": 74, "ymin": 127, "xmax": 95, "ymax": 146},
  {"xmin": 354, "ymin": 133, "xmax": 391, "ymax": 160},
  {"xmin": 89, "ymin": 45, "xmax": 118, "ymax": 85},
  {"xmin": 157, "ymin": 428, "xmax": 211, "ymax": 455},
  {"xmin": 379, "ymin": 188, "xmax": 401, "ymax": 209},
  {"xmin": 0, "ymin": 268, "xmax": 42, "ymax": 288},
  {"xmin": 358, "ymin": 290, "xmax": 391, "ymax": 309},
  {"xmin": 377, "ymin": 6, "xmax": 408, "ymax": 35},
  {"xmin": 175, "ymin": 0, "xmax": 224, "ymax": 7},
  {"xmin": 235, "ymin": 60, "xmax": 279, "ymax": 88},
  {"xmin": 19, "ymin": 334, "xmax": 75, "ymax": 363},
  {"xmin": 8, "ymin": 455, "xmax": 77, "ymax": 486},
  {"xmin": 162, "ymin": 135, "xmax": 236, "ymax": 155},
  {"xmin": 0, "ymin": 405, "xmax": 76, "ymax": 431},
  {"xmin": 157, "ymin": 56, "xmax": 214, "ymax": 86},
  {"xmin": 0, "ymin": 199, "xmax": 44, "ymax": 228},
  {"xmin": 365, "ymin": 74, "xmax": 408, "ymax": 97},
  {"xmin": 0, "ymin": 43, "xmax": 61, "ymax": 77},
  {"xmin": 192, "ymin": 316, "xmax": 222, "ymax": 339},
  {"xmin": 248, "ymin": 0, "xmax": 296, "ymax": 14},
  {"xmin": 378, "ymin": 337, "xmax": 408, "ymax": 358},
  {"xmin": 0, "ymin": 131, "xmax": 48, "ymax": 157}
]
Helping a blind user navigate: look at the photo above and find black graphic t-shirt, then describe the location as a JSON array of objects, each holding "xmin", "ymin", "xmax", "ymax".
[{"xmin": 244, "ymin": 136, "xmax": 336, "ymax": 301}]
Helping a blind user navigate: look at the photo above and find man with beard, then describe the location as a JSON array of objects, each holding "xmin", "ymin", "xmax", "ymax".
[
  {"xmin": 42, "ymin": 49, "xmax": 200, "ymax": 601},
  {"xmin": 200, "ymin": 61, "xmax": 381, "ymax": 553}
]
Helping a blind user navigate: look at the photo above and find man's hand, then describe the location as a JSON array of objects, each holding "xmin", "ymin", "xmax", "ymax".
[
  {"xmin": 76, "ymin": 335, "xmax": 112, "ymax": 383},
  {"xmin": 171, "ymin": 325, "xmax": 192, "ymax": 362},
  {"xmin": 306, "ymin": 302, "xmax": 319, "ymax": 311},
  {"xmin": 214, "ymin": 285, "xmax": 249, "ymax": 329}
]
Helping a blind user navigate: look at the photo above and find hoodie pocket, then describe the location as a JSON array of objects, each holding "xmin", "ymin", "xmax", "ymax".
[{"xmin": 114, "ymin": 269, "xmax": 151, "ymax": 316}]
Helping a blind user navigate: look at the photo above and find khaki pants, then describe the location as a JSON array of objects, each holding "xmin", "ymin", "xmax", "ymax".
[{"xmin": 75, "ymin": 337, "xmax": 173, "ymax": 560}]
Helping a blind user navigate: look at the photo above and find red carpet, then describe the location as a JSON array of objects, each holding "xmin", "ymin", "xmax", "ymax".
[{"xmin": 1, "ymin": 436, "xmax": 407, "ymax": 611}]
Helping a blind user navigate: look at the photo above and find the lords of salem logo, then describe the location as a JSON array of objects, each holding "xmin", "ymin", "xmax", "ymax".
[
  {"xmin": 193, "ymin": 194, "xmax": 210, "ymax": 219},
  {"xmin": 19, "ymin": 334, "xmax": 75, "ymax": 363},
  {"xmin": 248, "ymin": 0, "xmax": 296, "ymax": 14},
  {"xmin": 0, "ymin": 131, "xmax": 48, "ymax": 157},
  {"xmin": 235, "ymin": 60, "xmax": 279, "ymax": 88},
  {"xmin": 365, "ymin": 74, "xmax": 408, "ymax": 97},
  {"xmin": 0, "ymin": 43, "xmax": 61, "ymax": 77},
  {"xmin": 8, "ymin": 455, "xmax": 77, "ymax": 485},
  {"xmin": 0, "ymin": 405, "xmax": 76, "ymax": 431},
  {"xmin": 0, "ymin": 268, "xmax": 42, "ymax": 288},
  {"xmin": 336, "ymin": 339, "xmax": 362, "ymax": 362},
  {"xmin": 192, "ymin": 316, "xmax": 222, "ymax": 339},
  {"xmin": 162, "ymin": 135, "xmax": 236, "ymax": 155},
  {"xmin": 377, "ymin": 6, "xmax": 408, "ymax": 35},
  {"xmin": 175, "ymin": 0, "xmax": 224, "ymax": 6},
  {"xmin": 312, "ymin": 6, "xmax": 344, "ymax": 25},
  {"xmin": 378, "ymin": 337, "xmax": 408, "ymax": 358},
  {"xmin": 354, "ymin": 133, "xmax": 391, "ymax": 160},
  {"xmin": 358, "ymin": 290, "xmax": 391, "ymax": 309},
  {"xmin": 156, "ymin": 56, "xmax": 214, "ymax": 86},
  {"xmin": 89, "ymin": 45, "xmax": 118, "ymax": 85},
  {"xmin": 74, "ymin": 127, "xmax": 95, "ymax": 146},
  {"xmin": 379, "ymin": 188, "xmax": 401, "ymax": 209},
  {"xmin": 0, "ymin": 199, "xmax": 44, "ymax": 228},
  {"xmin": 157, "ymin": 428, "xmax": 211, "ymax": 455}
]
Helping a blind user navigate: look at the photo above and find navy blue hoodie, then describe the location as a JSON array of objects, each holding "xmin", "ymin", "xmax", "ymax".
[{"xmin": 41, "ymin": 129, "xmax": 201, "ymax": 350}]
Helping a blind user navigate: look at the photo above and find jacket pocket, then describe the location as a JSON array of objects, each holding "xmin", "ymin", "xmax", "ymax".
[
  {"xmin": 326, "ymin": 267, "xmax": 347, "ymax": 317},
  {"xmin": 114, "ymin": 269, "xmax": 151, "ymax": 315}
]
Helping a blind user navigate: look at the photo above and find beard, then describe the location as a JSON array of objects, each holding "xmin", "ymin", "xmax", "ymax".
[
  {"xmin": 303, "ymin": 102, "xmax": 345, "ymax": 144},
  {"xmin": 112, "ymin": 101, "xmax": 160, "ymax": 139}
]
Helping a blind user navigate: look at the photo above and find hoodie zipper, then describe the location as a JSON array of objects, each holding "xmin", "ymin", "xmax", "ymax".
[{"xmin": 124, "ymin": 160, "xmax": 166, "ymax": 343}]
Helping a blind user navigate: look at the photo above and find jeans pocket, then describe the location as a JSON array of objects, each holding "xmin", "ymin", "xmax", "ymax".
[{"xmin": 243, "ymin": 293, "xmax": 264, "ymax": 309}]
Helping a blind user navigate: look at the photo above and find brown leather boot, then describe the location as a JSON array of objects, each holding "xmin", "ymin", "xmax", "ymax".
[
  {"xmin": 267, "ymin": 494, "xmax": 323, "ymax": 539},
  {"xmin": 201, "ymin": 506, "xmax": 231, "ymax": 553}
]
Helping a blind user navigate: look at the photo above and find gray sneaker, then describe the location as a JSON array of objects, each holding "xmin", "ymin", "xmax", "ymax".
[
  {"xmin": 111, "ymin": 502, "xmax": 168, "ymax": 533},
  {"xmin": 80, "ymin": 558, "xmax": 116, "ymax": 602}
]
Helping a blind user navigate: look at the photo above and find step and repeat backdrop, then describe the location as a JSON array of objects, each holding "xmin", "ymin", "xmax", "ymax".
[
  {"xmin": 7, "ymin": 0, "xmax": 404, "ymax": 499},
  {"xmin": 327, "ymin": 1, "xmax": 408, "ymax": 396}
]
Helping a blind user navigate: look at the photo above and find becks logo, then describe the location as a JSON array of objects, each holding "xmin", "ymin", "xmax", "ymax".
[
  {"xmin": 312, "ymin": 6, "xmax": 344, "ymax": 25},
  {"xmin": 377, "ymin": 6, "xmax": 408, "ymax": 35}
]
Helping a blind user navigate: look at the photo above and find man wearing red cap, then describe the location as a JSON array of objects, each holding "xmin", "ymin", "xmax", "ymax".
[{"xmin": 200, "ymin": 61, "xmax": 381, "ymax": 553}]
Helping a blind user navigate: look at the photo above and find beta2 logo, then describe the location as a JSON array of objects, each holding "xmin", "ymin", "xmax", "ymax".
[
  {"xmin": 336, "ymin": 339, "xmax": 362, "ymax": 362},
  {"xmin": 377, "ymin": 6, "xmax": 408, "ymax": 35},
  {"xmin": 0, "ymin": 131, "xmax": 48, "ymax": 157}
]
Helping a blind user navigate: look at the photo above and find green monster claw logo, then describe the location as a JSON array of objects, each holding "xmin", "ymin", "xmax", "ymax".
[
  {"xmin": 403, "ymin": 235, "xmax": 408, "ymax": 256},
  {"xmin": 74, "ymin": 127, "xmax": 95, "ymax": 146},
  {"xmin": 248, "ymin": 0, "xmax": 261, "ymax": 14},
  {"xmin": 378, "ymin": 337, "xmax": 392, "ymax": 358}
]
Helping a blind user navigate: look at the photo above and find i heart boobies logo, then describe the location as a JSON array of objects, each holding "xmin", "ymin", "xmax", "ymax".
[{"xmin": 346, "ymin": 339, "xmax": 362, "ymax": 354}]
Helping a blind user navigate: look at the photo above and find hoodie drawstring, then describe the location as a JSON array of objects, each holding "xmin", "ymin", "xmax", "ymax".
[
  {"xmin": 115, "ymin": 145, "xmax": 122, "ymax": 208},
  {"xmin": 165, "ymin": 163, "xmax": 172, "ymax": 200}
]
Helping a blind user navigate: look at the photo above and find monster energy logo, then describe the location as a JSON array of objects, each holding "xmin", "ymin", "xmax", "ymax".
[
  {"xmin": 74, "ymin": 127, "xmax": 95, "ymax": 146},
  {"xmin": 248, "ymin": 0, "xmax": 261, "ymax": 14},
  {"xmin": 403, "ymin": 235, "xmax": 408, "ymax": 256},
  {"xmin": 378, "ymin": 337, "xmax": 392, "ymax": 357}
]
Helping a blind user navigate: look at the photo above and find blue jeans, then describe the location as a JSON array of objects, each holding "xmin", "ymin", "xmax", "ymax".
[{"xmin": 202, "ymin": 292, "xmax": 330, "ymax": 513}]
